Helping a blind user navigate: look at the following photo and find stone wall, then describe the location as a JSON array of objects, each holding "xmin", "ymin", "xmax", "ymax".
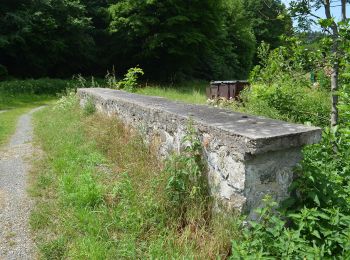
[{"xmin": 78, "ymin": 88, "xmax": 322, "ymax": 219}]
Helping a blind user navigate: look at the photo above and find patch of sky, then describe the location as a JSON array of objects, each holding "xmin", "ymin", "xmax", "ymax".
[{"xmin": 281, "ymin": 0, "xmax": 350, "ymax": 30}]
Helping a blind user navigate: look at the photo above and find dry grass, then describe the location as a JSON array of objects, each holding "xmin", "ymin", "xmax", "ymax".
[{"xmin": 30, "ymin": 101, "xmax": 241, "ymax": 259}]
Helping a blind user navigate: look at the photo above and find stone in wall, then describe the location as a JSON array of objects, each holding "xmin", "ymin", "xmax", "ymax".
[{"xmin": 78, "ymin": 88, "xmax": 322, "ymax": 219}]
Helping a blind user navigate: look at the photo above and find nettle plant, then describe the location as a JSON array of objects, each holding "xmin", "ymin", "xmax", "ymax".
[
  {"xmin": 233, "ymin": 22, "xmax": 350, "ymax": 259},
  {"xmin": 164, "ymin": 121, "xmax": 208, "ymax": 216}
]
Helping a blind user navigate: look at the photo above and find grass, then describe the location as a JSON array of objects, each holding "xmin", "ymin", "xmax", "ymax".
[
  {"xmin": 137, "ymin": 81, "xmax": 330, "ymax": 127},
  {"xmin": 0, "ymin": 78, "xmax": 75, "ymax": 96},
  {"xmin": 0, "ymin": 92, "xmax": 55, "ymax": 146},
  {"xmin": 30, "ymin": 96, "xmax": 240, "ymax": 259},
  {"xmin": 0, "ymin": 77, "xmax": 71, "ymax": 145},
  {"xmin": 136, "ymin": 81, "xmax": 208, "ymax": 104},
  {"xmin": 136, "ymin": 81, "xmax": 329, "ymax": 127},
  {"xmin": 0, "ymin": 93, "xmax": 54, "ymax": 110},
  {"xmin": 0, "ymin": 108, "xmax": 31, "ymax": 145}
]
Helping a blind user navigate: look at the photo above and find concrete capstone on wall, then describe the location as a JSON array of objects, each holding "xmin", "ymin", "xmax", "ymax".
[{"xmin": 78, "ymin": 88, "xmax": 322, "ymax": 219}]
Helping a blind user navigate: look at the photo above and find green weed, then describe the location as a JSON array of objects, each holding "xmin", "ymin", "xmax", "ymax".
[
  {"xmin": 82, "ymin": 97, "xmax": 96, "ymax": 116},
  {"xmin": 230, "ymin": 39, "xmax": 350, "ymax": 259},
  {"xmin": 31, "ymin": 92, "xmax": 240, "ymax": 258},
  {"xmin": 164, "ymin": 121, "xmax": 209, "ymax": 218}
]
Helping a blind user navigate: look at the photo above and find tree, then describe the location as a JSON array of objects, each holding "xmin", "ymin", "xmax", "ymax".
[
  {"xmin": 108, "ymin": 0, "xmax": 221, "ymax": 80},
  {"xmin": 245, "ymin": 0, "xmax": 293, "ymax": 49},
  {"xmin": 0, "ymin": 0, "xmax": 257, "ymax": 81},
  {"xmin": 81, "ymin": 0, "xmax": 110, "ymax": 75},
  {"xmin": 108, "ymin": 0, "xmax": 256, "ymax": 81},
  {"xmin": 0, "ymin": 0, "xmax": 95, "ymax": 77},
  {"xmin": 290, "ymin": 0, "xmax": 348, "ymax": 127},
  {"xmin": 207, "ymin": 0, "xmax": 256, "ymax": 79}
]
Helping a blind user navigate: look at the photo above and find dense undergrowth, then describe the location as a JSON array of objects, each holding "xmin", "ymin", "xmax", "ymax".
[
  {"xmin": 228, "ymin": 40, "xmax": 350, "ymax": 257},
  {"xmin": 209, "ymin": 42, "xmax": 331, "ymax": 127},
  {"xmin": 231, "ymin": 92, "xmax": 350, "ymax": 258},
  {"xmin": 30, "ymin": 85, "xmax": 350, "ymax": 258},
  {"xmin": 31, "ymin": 94, "xmax": 240, "ymax": 259},
  {"xmin": 0, "ymin": 78, "xmax": 74, "ymax": 95}
]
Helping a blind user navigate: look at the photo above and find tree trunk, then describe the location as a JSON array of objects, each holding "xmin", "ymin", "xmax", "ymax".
[
  {"xmin": 331, "ymin": 63, "xmax": 339, "ymax": 127},
  {"xmin": 342, "ymin": 0, "xmax": 347, "ymax": 22},
  {"xmin": 324, "ymin": 0, "xmax": 340, "ymax": 127}
]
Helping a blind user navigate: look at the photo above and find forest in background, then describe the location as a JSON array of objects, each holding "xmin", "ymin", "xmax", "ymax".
[
  {"xmin": 3, "ymin": 0, "xmax": 350, "ymax": 258},
  {"xmin": 0, "ymin": 0, "xmax": 292, "ymax": 81}
]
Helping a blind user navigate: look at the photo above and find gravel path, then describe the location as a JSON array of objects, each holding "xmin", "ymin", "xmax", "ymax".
[{"xmin": 0, "ymin": 107, "xmax": 44, "ymax": 259}]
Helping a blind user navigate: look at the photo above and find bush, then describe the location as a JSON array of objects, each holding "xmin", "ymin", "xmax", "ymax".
[
  {"xmin": 232, "ymin": 197, "xmax": 350, "ymax": 258},
  {"xmin": 231, "ymin": 69, "xmax": 350, "ymax": 259},
  {"xmin": 236, "ymin": 41, "xmax": 330, "ymax": 127},
  {"xmin": 116, "ymin": 67, "xmax": 144, "ymax": 92},
  {"xmin": 240, "ymin": 84, "xmax": 330, "ymax": 126}
]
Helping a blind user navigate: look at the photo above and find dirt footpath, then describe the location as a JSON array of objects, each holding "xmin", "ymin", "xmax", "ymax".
[{"xmin": 0, "ymin": 107, "xmax": 44, "ymax": 260}]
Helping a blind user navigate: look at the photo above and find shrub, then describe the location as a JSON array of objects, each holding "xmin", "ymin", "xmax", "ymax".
[
  {"xmin": 116, "ymin": 67, "xmax": 144, "ymax": 92},
  {"xmin": 243, "ymin": 41, "xmax": 330, "ymax": 127},
  {"xmin": 240, "ymin": 84, "xmax": 330, "ymax": 126},
  {"xmin": 232, "ymin": 78, "xmax": 350, "ymax": 259},
  {"xmin": 232, "ymin": 196, "xmax": 350, "ymax": 258},
  {"xmin": 229, "ymin": 36, "xmax": 350, "ymax": 258},
  {"xmin": 53, "ymin": 89, "xmax": 77, "ymax": 111}
]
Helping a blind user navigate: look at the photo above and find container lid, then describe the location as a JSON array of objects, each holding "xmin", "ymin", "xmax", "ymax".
[{"xmin": 210, "ymin": 80, "xmax": 249, "ymax": 84}]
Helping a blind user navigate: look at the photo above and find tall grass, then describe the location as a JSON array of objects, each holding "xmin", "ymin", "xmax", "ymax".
[
  {"xmin": 136, "ymin": 81, "xmax": 207, "ymax": 104},
  {"xmin": 30, "ymin": 96, "xmax": 240, "ymax": 259}
]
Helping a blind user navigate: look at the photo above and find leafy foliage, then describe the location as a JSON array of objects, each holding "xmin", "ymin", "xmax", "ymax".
[
  {"xmin": 234, "ymin": 124, "xmax": 350, "ymax": 257},
  {"xmin": 0, "ymin": 78, "xmax": 73, "ymax": 95},
  {"xmin": 0, "ymin": 0, "xmax": 292, "ymax": 81},
  {"xmin": 245, "ymin": 0, "xmax": 292, "ymax": 49},
  {"xmin": 206, "ymin": 41, "xmax": 330, "ymax": 127},
  {"xmin": 164, "ymin": 122, "xmax": 208, "ymax": 214},
  {"xmin": 231, "ymin": 20, "xmax": 350, "ymax": 259},
  {"xmin": 116, "ymin": 67, "xmax": 144, "ymax": 92},
  {"xmin": 232, "ymin": 197, "xmax": 350, "ymax": 258},
  {"xmin": 0, "ymin": 0, "xmax": 94, "ymax": 77},
  {"xmin": 107, "ymin": 0, "xmax": 256, "ymax": 81}
]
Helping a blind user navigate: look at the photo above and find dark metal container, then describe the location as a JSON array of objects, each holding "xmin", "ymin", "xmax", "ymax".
[{"xmin": 206, "ymin": 80, "xmax": 250, "ymax": 100}]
